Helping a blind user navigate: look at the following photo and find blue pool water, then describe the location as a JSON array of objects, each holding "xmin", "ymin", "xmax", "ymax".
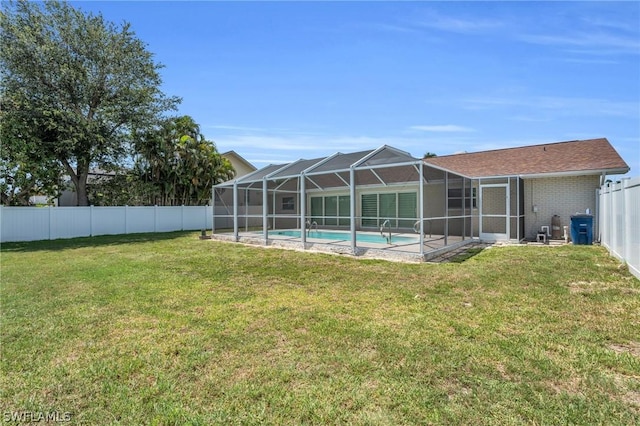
[{"xmin": 267, "ymin": 230, "xmax": 418, "ymax": 245}]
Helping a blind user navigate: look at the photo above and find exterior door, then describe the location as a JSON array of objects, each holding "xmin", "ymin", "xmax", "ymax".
[{"xmin": 479, "ymin": 184, "xmax": 509, "ymax": 241}]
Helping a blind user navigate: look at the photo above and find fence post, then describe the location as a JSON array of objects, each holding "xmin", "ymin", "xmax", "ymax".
[
  {"xmin": 608, "ymin": 183, "xmax": 613, "ymax": 250},
  {"xmin": 623, "ymin": 178, "xmax": 630, "ymax": 264},
  {"xmin": 181, "ymin": 205, "xmax": 185, "ymax": 231},
  {"xmin": 154, "ymin": 205, "xmax": 158, "ymax": 233},
  {"xmin": 608, "ymin": 184, "xmax": 612, "ymax": 248},
  {"xmin": 49, "ymin": 205, "xmax": 53, "ymax": 240},
  {"xmin": 90, "ymin": 205, "xmax": 94, "ymax": 236}
]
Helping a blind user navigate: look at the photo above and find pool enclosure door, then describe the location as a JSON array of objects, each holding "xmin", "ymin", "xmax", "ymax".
[{"xmin": 479, "ymin": 184, "xmax": 509, "ymax": 241}]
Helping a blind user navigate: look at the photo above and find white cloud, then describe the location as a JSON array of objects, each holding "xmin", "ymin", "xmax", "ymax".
[
  {"xmin": 559, "ymin": 57, "xmax": 620, "ymax": 65},
  {"xmin": 409, "ymin": 125, "xmax": 475, "ymax": 133},
  {"xmin": 508, "ymin": 115, "xmax": 552, "ymax": 123},
  {"xmin": 206, "ymin": 124, "xmax": 269, "ymax": 132},
  {"xmin": 214, "ymin": 134, "xmax": 405, "ymax": 165},
  {"xmin": 412, "ymin": 11, "xmax": 504, "ymax": 34},
  {"xmin": 213, "ymin": 131, "xmax": 464, "ymax": 163},
  {"xmin": 462, "ymin": 96, "xmax": 639, "ymax": 118},
  {"xmin": 216, "ymin": 135, "xmax": 390, "ymax": 153},
  {"xmin": 518, "ymin": 31, "xmax": 640, "ymax": 55},
  {"xmin": 579, "ymin": 16, "xmax": 639, "ymax": 34}
]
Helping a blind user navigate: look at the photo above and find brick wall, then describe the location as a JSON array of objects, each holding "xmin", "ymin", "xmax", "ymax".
[{"xmin": 523, "ymin": 175, "xmax": 599, "ymax": 240}]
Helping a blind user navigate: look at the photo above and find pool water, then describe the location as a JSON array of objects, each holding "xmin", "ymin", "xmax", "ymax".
[{"xmin": 267, "ymin": 230, "xmax": 418, "ymax": 245}]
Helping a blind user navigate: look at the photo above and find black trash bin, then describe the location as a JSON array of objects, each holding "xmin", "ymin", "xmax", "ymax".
[{"xmin": 570, "ymin": 214, "xmax": 593, "ymax": 245}]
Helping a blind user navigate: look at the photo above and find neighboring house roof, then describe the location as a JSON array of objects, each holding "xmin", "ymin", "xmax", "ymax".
[
  {"xmin": 59, "ymin": 168, "xmax": 116, "ymax": 185},
  {"xmin": 221, "ymin": 151, "xmax": 257, "ymax": 178},
  {"xmin": 423, "ymin": 138, "xmax": 630, "ymax": 178}
]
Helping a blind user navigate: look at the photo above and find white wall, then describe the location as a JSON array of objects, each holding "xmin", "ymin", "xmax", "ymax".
[
  {"xmin": 599, "ymin": 177, "xmax": 640, "ymax": 280},
  {"xmin": 524, "ymin": 175, "xmax": 600, "ymax": 240},
  {"xmin": 0, "ymin": 205, "xmax": 213, "ymax": 243}
]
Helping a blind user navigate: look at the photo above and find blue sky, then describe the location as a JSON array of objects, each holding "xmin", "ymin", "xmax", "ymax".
[{"xmin": 75, "ymin": 1, "xmax": 640, "ymax": 175}]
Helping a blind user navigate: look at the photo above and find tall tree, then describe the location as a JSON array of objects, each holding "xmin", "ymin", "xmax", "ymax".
[
  {"xmin": 0, "ymin": 105, "xmax": 63, "ymax": 205},
  {"xmin": 135, "ymin": 116, "xmax": 235, "ymax": 205},
  {"xmin": 0, "ymin": 0, "xmax": 179, "ymax": 205}
]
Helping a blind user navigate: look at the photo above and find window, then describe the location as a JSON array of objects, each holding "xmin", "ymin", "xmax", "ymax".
[
  {"xmin": 379, "ymin": 193, "xmax": 397, "ymax": 227},
  {"xmin": 361, "ymin": 192, "xmax": 417, "ymax": 228},
  {"xmin": 310, "ymin": 197, "xmax": 323, "ymax": 223},
  {"xmin": 338, "ymin": 195, "xmax": 350, "ymax": 226},
  {"xmin": 448, "ymin": 188, "xmax": 476, "ymax": 209},
  {"xmin": 398, "ymin": 192, "xmax": 417, "ymax": 227},
  {"xmin": 361, "ymin": 194, "xmax": 378, "ymax": 227},
  {"xmin": 324, "ymin": 196, "xmax": 338, "ymax": 226},
  {"xmin": 310, "ymin": 195, "xmax": 351, "ymax": 226},
  {"xmin": 282, "ymin": 196, "xmax": 295, "ymax": 211}
]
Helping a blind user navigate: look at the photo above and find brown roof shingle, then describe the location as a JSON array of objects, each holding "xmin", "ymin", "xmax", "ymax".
[{"xmin": 423, "ymin": 138, "xmax": 629, "ymax": 178}]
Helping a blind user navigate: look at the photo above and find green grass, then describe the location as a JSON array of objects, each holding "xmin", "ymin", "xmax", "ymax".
[{"xmin": 1, "ymin": 232, "xmax": 639, "ymax": 425}]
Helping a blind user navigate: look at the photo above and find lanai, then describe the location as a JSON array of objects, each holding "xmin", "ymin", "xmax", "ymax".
[{"xmin": 212, "ymin": 145, "xmax": 497, "ymax": 260}]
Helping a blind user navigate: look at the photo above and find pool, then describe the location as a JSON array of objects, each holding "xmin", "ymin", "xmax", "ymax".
[{"xmin": 266, "ymin": 230, "xmax": 418, "ymax": 245}]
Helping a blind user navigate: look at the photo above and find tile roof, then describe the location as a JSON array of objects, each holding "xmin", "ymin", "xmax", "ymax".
[{"xmin": 423, "ymin": 138, "xmax": 629, "ymax": 178}]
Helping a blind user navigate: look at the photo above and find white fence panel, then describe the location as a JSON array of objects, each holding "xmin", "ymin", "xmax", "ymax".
[
  {"xmin": 50, "ymin": 207, "xmax": 91, "ymax": 240},
  {"xmin": 91, "ymin": 207, "xmax": 126, "ymax": 236},
  {"xmin": 182, "ymin": 206, "xmax": 211, "ymax": 230},
  {"xmin": 125, "ymin": 206, "xmax": 155, "ymax": 234},
  {"xmin": 156, "ymin": 207, "xmax": 182, "ymax": 232},
  {"xmin": 0, "ymin": 205, "xmax": 214, "ymax": 243},
  {"xmin": 599, "ymin": 177, "xmax": 640, "ymax": 280},
  {"xmin": 1, "ymin": 207, "xmax": 49, "ymax": 242}
]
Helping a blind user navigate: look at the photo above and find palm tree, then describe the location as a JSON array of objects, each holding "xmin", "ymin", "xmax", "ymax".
[{"xmin": 135, "ymin": 115, "xmax": 235, "ymax": 205}]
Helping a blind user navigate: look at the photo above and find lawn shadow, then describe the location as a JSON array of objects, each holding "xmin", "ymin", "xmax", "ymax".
[
  {"xmin": 448, "ymin": 247, "xmax": 486, "ymax": 263},
  {"xmin": 0, "ymin": 231, "xmax": 197, "ymax": 253}
]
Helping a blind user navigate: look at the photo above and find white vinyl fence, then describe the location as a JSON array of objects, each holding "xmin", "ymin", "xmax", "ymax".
[
  {"xmin": 599, "ymin": 177, "xmax": 640, "ymax": 280},
  {"xmin": 0, "ymin": 205, "xmax": 213, "ymax": 243}
]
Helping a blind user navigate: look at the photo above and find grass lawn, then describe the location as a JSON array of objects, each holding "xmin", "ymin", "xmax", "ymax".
[{"xmin": 1, "ymin": 232, "xmax": 639, "ymax": 425}]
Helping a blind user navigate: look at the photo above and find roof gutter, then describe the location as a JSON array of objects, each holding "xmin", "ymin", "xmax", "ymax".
[{"xmin": 517, "ymin": 168, "xmax": 630, "ymax": 179}]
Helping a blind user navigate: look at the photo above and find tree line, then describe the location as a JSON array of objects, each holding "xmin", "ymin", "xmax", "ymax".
[{"xmin": 1, "ymin": 0, "xmax": 234, "ymax": 206}]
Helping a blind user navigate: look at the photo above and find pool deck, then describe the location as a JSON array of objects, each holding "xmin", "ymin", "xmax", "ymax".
[{"xmin": 211, "ymin": 230, "xmax": 477, "ymax": 263}]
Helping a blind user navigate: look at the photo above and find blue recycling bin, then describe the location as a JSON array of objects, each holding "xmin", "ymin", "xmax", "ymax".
[{"xmin": 570, "ymin": 214, "xmax": 593, "ymax": 245}]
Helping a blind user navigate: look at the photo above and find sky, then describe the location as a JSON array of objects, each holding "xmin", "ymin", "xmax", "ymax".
[{"xmin": 74, "ymin": 1, "xmax": 640, "ymax": 176}]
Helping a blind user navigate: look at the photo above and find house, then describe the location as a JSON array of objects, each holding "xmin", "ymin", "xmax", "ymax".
[
  {"xmin": 221, "ymin": 151, "xmax": 257, "ymax": 178},
  {"xmin": 424, "ymin": 138, "xmax": 629, "ymax": 240},
  {"xmin": 212, "ymin": 138, "xmax": 629, "ymax": 260},
  {"xmin": 57, "ymin": 169, "xmax": 116, "ymax": 206}
]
